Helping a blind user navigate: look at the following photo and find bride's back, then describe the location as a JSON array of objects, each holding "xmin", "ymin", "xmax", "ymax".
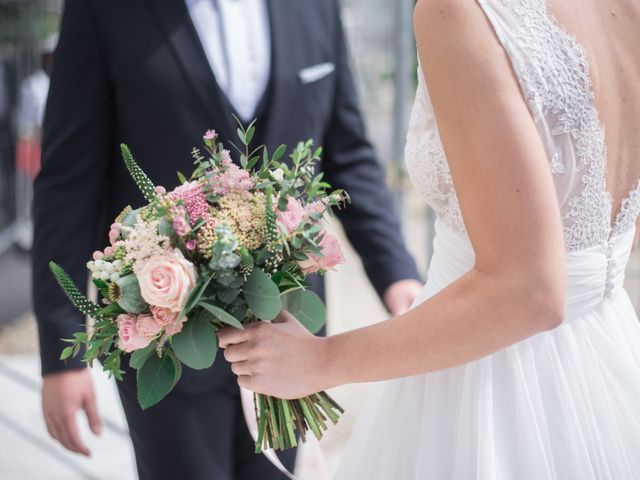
[
  {"xmin": 406, "ymin": 0, "xmax": 640, "ymax": 253},
  {"xmin": 550, "ymin": 0, "xmax": 640, "ymax": 223}
]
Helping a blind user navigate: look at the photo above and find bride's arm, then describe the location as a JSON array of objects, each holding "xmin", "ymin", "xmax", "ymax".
[{"xmin": 219, "ymin": 0, "xmax": 566, "ymax": 398}]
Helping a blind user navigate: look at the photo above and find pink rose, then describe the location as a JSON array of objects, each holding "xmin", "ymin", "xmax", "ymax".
[
  {"xmin": 164, "ymin": 316, "xmax": 186, "ymax": 336},
  {"xmin": 305, "ymin": 200, "xmax": 326, "ymax": 218},
  {"xmin": 277, "ymin": 197, "xmax": 305, "ymax": 233},
  {"xmin": 117, "ymin": 314, "xmax": 151, "ymax": 353},
  {"xmin": 151, "ymin": 306, "xmax": 185, "ymax": 337},
  {"xmin": 138, "ymin": 249, "xmax": 197, "ymax": 312},
  {"xmin": 298, "ymin": 233, "xmax": 345, "ymax": 274},
  {"xmin": 151, "ymin": 306, "xmax": 178, "ymax": 326},
  {"xmin": 136, "ymin": 314, "xmax": 162, "ymax": 339}
]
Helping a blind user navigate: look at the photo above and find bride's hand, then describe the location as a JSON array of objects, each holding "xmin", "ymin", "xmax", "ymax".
[{"xmin": 218, "ymin": 311, "xmax": 330, "ymax": 399}]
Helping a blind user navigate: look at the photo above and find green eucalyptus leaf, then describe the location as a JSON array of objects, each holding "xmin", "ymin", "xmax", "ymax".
[
  {"xmin": 169, "ymin": 351, "xmax": 182, "ymax": 387},
  {"xmin": 200, "ymin": 302, "xmax": 244, "ymax": 329},
  {"xmin": 218, "ymin": 288, "xmax": 241, "ymax": 304},
  {"xmin": 281, "ymin": 289, "xmax": 326, "ymax": 334},
  {"xmin": 130, "ymin": 342, "xmax": 156, "ymax": 370},
  {"xmin": 136, "ymin": 353, "xmax": 177, "ymax": 410},
  {"xmin": 243, "ymin": 268, "xmax": 282, "ymax": 321},
  {"xmin": 171, "ymin": 313, "xmax": 218, "ymax": 370},
  {"xmin": 180, "ymin": 273, "xmax": 215, "ymax": 318}
]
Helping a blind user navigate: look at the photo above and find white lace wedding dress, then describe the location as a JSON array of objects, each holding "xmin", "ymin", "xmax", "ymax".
[{"xmin": 334, "ymin": 1, "xmax": 640, "ymax": 478}]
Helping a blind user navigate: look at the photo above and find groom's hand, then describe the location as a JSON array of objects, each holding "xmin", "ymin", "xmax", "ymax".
[
  {"xmin": 42, "ymin": 368, "xmax": 102, "ymax": 456},
  {"xmin": 383, "ymin": 279, "xmax": 423, "ymax": 316}
]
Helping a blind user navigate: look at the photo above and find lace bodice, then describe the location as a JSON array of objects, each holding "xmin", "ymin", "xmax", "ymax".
[{"xmin": 405, "ymin": 0, "xmax": 640, "ymax": 252}]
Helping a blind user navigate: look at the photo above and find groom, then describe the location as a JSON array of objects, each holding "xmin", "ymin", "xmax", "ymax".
[{"xmin": 33, "ymin": 0, "xmax": 422, "ymax": 478}]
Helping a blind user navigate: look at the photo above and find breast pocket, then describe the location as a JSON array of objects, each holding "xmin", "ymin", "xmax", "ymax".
[{"xmin": 297, "ymin": 62, "xmax": 336, "ymax": 124}]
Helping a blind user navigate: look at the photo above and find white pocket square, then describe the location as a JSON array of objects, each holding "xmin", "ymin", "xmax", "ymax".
[{"xmin": 298, "ymin": 62, "xmax": 335, "ymax": 85}]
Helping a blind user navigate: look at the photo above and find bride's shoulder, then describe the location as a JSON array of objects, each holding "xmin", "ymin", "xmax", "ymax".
[
  {"xmin": 414, "ymin": 0, "xmax": 502, "ymax": 60},
  {"xmin": 413, "ymin": 0, "xmax": 496, "ymax": 47},
  {"xmin": 414, "ymin": 0, "xmax": 483, "ymax": 24}
]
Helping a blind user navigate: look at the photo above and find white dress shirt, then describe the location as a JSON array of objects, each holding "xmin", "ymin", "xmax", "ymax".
[{"xmin": 185, "ymin": 0, "xmax": 271, "ymax": 122}]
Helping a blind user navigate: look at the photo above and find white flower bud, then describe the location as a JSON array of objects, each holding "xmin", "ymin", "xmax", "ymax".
[
  {"xmin": 109, "ymin": 272, "xmax": 120, "ymax": 282},
  {"xmin": 105, "ymin": 262, "xmax": 115, "ymax": 273},
  {"xmin": 94, "ymin": 259, "xmax": 105, "ymax": 270},
  {"xmin": 86, "ymin": 261, "xmax": 95, "ymax": 270},
  {"xmin": 271, "ymin": 168, "xmax": 284, "ymax": 182}
]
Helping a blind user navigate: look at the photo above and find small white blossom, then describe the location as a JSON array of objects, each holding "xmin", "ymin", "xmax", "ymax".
[{"xmin": 271, "ymin": 168, "xmax": 284, "ymax": 182}]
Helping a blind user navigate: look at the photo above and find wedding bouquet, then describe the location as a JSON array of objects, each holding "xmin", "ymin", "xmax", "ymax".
[{"xmin": 50, "ymin": 123, "xmax": 347, "ymax": 452}]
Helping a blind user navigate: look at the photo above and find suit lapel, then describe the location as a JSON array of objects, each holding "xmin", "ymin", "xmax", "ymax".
[{"xmin": 143, "ymin": 0, "xmax": 236, "ymax": 143}]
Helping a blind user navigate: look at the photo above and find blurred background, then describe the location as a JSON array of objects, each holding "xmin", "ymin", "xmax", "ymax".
[{"xmin": 0, "ymin": 1, "xmax": 639, "ymax": 479}]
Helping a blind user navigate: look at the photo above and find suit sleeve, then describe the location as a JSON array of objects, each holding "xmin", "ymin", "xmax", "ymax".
[
  {"xmin": 32, "ymin": 0, "xmax": 113, "ymax": 375},
  {"xmin": 321, "ymin": 2, "xmax": 421, "ymax": 299}
]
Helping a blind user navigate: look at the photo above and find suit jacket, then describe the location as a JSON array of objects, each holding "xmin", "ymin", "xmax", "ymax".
[{"xmin": 32, "ymin": 0, "xmax": 420, "ymax": 376}]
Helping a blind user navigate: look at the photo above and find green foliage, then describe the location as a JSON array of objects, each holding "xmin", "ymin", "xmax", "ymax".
[
  {"xmin": 281, "ymin": 289, "xmax": 326, "ymax": 334},
  {"xmin": 130, "ymin": 342, "xmax": 157, "ymax": 370},
  {"xmin": 243, "ymin": 268, "xmax": 282, "ymax": 321},
  {"xmin": 114, "ymin": 274, "xmax": 148, "ymax": 313},
  {"xmin": 200, "ymin": 302, "xmax": 244, "ymax": 329},
  {"xmin": 172, "ymin": 311, "xmax": 218, "ymax": 370},
  {"xmin": 120, "ymin": 144, "xmax": 158, "ymax": 203},
  {"xmin": 136, "ymin": 352, "xmax": 180, "ymax": 409},
  {"xmin": 180, "ymin": 272, "xmax": 215, "ymax": 318},
  {"xmin": 49, "ymin": 262, "xmax": 103, "ymax": 319}
]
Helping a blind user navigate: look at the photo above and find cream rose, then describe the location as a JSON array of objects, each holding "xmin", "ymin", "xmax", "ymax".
[{"xmin": 138, "ymin": 249, "xmax": 197, "ymax": 313}]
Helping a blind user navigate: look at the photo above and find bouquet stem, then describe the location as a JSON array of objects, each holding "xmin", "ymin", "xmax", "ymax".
[{"xmin": 254, "ymin": 392, "xmax": 344, "ymax": 453}]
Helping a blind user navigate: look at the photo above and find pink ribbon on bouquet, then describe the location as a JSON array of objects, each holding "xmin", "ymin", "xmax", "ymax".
[{"xmin": 239, "ymin": 387, "xmax": 330, "ymax": 480}]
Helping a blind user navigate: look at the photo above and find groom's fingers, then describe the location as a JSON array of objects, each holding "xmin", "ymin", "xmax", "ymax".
[
  {"xmin": 83, "ymin": 394, "xmax": 102, "ymax": 436},
  {"xmin": 59, "ymin": 414, "xmax": 90, "ymax": 456}
]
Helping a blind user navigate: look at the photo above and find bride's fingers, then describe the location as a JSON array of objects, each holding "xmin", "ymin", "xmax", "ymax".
[
  {"xmin": 230, "ymin": 361, "xmax": 253, "ymax": 376},
  {"xmin": 223, "ymin": 342, "xmax": 253, "ymax": 363},
  {"xmin": 237, "ymin": 375, "xmax": 254, "ymax": 391},
  {"xmin": 218, "ymin": 326, "xmax": 251, "ymax": 348}
]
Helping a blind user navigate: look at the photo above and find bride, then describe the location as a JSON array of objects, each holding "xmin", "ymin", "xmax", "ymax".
[{"xmin": 219, "ymin": 0, "xmax": 640, "ymax": 477}]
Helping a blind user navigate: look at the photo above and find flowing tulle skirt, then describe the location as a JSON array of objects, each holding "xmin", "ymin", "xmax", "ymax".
[{"xmin": 334, "ymin": 220, "xmax": 640, "ymax": 479}]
